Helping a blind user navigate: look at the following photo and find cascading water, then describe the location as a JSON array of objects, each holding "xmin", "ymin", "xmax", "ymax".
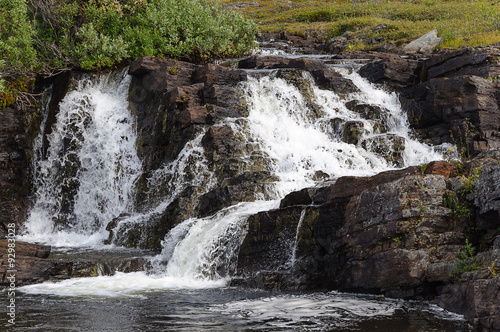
[
  {"xmin": 20, "ymin": 62, "xmax": 445, "ymax": 292},
  {"xmin": 20, "ymin": 71, "xmax": 142, "ymax": 246},
  {"xmin": 148, "ymin": 67, "xmax": 445, "ymax": 282},
  {"xmin": 108, "ymin": 131, "xmax": 216, "ymax": 246},
  {"xmin": 14, "ymin": 62, "xmax": 466, "ymax": 331}
]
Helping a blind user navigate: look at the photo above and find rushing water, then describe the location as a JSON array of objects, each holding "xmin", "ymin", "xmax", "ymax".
[
  {"xmin": 11, "ymin": 60, "xmax": 463, "ymax": 331},
  {"xmin": 20, "ymin": 71, "xmax": 142, "ymax": 246}
]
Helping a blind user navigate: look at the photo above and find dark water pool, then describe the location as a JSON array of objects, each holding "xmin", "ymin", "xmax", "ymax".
[{"xmin": 2, "ymin": 287, "xmax": 468, "ymax": 331}]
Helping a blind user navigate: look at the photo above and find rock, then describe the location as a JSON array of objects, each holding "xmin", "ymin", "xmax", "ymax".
[
  {"xmin": 345, "ymin": 100, "xmax": 385, "ymax": 120},
  {"xmin": 401, "ymin": 75, "xmax": 500, "ymax": 154},
  {"xmin": 275, "ymin": 69, "xmax": 324, "ymax": 118},
  {"xmin": 343, "ymin": 121, "xmax": 365, "ymax": 145},
  {"xmin": 326, "ymin": 36, "xmax": 349, "ymax": 54},
  {"xmin": 197, "ymin": 171, "xmax": 278, "ymax": 217},
  {"xmin": 470, "ymin": 150, "xmax": 500, "ymax": 230},
  {"xmin": 238, "ymin": 206, "xmax": 306, "ymax": 275},
  {"xmin": 194, "ymin": 64, "xmax": 247, "ymax": 86},
  {"xmin": 358, "ymin": 56, "xmax": 419, "ymax": 90},
  {"xmin": 436, "ymin": 271, "xmax": 500, "ymax": 331},
  {"xmin": 0, "ymin": 240, "xmax": 106, "ymax": 285},
  {"xmin": 0, "ymin": 82, "xmax": 46, "ymax": 236},
  {"xmin": 109, "ymin": 186, "xmax": 204, "ymax": 249},
  {"xmin": 361, "ymin": 134, "xmax": 406, "ymax": 167},
  {"xmin": 237, "ymin": 171, "xmax": 467, "ymax": 296},
  {"xmin": 424, "ymin": 161, "xmax": 456, "ymax": 179},
  {"xmin": 403, "ymin": 30, "xmax": 443, "ymax": 54},
  {"xmin": 422, "ymin": 49, "xmax": 488, "ymax": 80}
]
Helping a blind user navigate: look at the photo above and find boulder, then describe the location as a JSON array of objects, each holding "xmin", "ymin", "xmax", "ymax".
[
  {"xmin": 326, "ymin": 36, "xmax": 349, "ymax": 54},
  {"xmin": 403, "ymin": 30, "xmax": 443, "ymax": 54},
  {"xmin": 358, "ymin": 56, "xmax": 419, "ymax": 90}
]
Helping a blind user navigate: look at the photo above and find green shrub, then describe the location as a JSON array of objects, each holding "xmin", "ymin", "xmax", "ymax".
[
  {"xmin": 2, "ymin": 0, "xmax": 258, "ymax": 72},
  {"xmin": 450, "ymin": 239, "xmax": 482, "ymax": 280},
  {"xmin": 0, "ymin": 0, "xmax": 36, "ymax": 72}
]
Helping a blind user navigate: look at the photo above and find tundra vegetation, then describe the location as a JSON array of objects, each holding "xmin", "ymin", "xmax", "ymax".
[{"xmin": 221, "ymin": 0, "xmax": 500, "ymax": 49}]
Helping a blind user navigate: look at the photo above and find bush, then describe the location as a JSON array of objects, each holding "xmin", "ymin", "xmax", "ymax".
[
  {"xmin": 1, "ymin": 0, "xmax": 258, "ymax": 73},
  {"xmin": 0, "ymin": 0, "xmax": 36, "ymax": 72}
]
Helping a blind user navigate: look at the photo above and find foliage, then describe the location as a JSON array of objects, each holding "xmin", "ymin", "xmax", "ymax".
[
  {"xmin": 0, "ymin": 0, "xmax": 258, "ymax": 108},
  {"xmin": 0, "ymin": 0, "xmax": 36, "ymax": 72},
  {"xmin": 417, "ymin": 162, "xmax": 428, "ymax": 175},
  {"xmin": 1, "ymin": 0, "xmax": 258, "ymax": 74},
  {"xmin": 224, "ymin": 0, "xmax": 500, "ymax": 51},
  {"xmin": 443, "ymin": 190, "xmax": 458, "ymax": 210},
  {"xmin": 450, "ymin": 239, "xmax": 482, "ymax": 279},
  {"xmin": 443, "ymin": 191, "xmax": 472, "ymax": 220},
  {"xmin": 442, "ymin": 167, "xmax": 481, "ymax": 222},
  {"xmin": 459, "ymin": 167, "xmax": 482, "ymax": 197}
]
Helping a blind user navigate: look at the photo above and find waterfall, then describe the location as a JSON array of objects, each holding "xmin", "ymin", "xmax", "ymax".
[
  {"xmin": 19, "ymin": 62, "xmax": 447, "ymax": 295},
  {"xmin": 107, "ymin": 131, "xmax": 216, "ymax": 246},
  {"xmin": 20, "ymin": 71, "xmax": 142, "ymax": 246},
  {"xmin": 150, "ymin": 68, "xmax": 444, "ymax": 282}
]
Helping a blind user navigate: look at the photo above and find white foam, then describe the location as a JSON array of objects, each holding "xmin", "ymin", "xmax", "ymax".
[
  {"xmin": 19, "ymin": 272, "xmax": 226, "ymax": 297},
  {"xmin": 20, "ymin": 71, "xmax": 142, "ymax": 246}
]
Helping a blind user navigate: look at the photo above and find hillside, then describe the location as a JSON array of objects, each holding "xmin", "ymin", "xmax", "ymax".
[{"xmin": 220, "ymin": 0, "xmax": 500, "ymax": 51}]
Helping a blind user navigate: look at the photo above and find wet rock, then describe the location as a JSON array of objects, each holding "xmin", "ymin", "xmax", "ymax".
[
  {"xmin": 109, "ymin": 186, "xmax": 204, "ymax": 249},
  {"xmin": 275, "ymin": 69, "xmax": 324, "ymax": 118},
  {"xmin": 0, "ymin": 89, "xmax": 46, "ymax": 236},
  {"xmin": 403, "ymin": 30, "xmax": 443, "ymax": 54},
  {"xmin": 238, "ymin": 206, "xmax": 306, "ymax": 274},
  {"xmin": 345, "ymin": 100, "xmax": 385, "ymax": 120},
  {"xmin": 343, "ymin": 121, "xmax": 365, "ymax": 145},
  {"xmin": 361, "ymin": 134, "xmax": 406, "ymax": 167},
  {"xmin": 312, "ymin": 170, "xmax": 330, "ymax": 181},
  {"xmin": 0, "ymin": 240, "xmax": 112, "ymax": 286},
  {"xmin": 197, "ymin": 171, "xmax": 278, "ymax": 217}
]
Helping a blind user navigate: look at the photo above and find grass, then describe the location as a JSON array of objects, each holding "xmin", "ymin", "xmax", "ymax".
[{"xmin": 219, "ymin": 0, "xmax": 500, "ymax": 50}]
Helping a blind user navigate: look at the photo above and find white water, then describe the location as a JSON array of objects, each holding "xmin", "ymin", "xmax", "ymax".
[
  {"xmin": 287, "ymin": 207, "xmax": 307, "ymax": 269},
  {"xmin": 20, "ymin": 71, "xmax": 142, "ymax": 246},
  {"xmin": 20, "ymin": 64, "xmax": 446, "ymax": 296},
  {"xmin": 231, "ymin": 69, "xmax": 442, "ymax": 198},
  {"xmin": 212, "ymin": 292, "xmax": 464, "ymax": 330},
  {"xmin": 19, "ymin": 271, "xmax": 226, "ymax": 297},
  {"xmin": 108, "ymin": 131, "xmax": 215, "ymax": 244}
]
